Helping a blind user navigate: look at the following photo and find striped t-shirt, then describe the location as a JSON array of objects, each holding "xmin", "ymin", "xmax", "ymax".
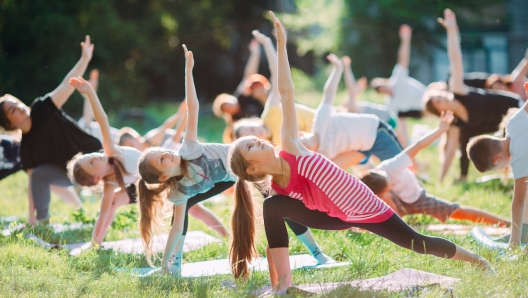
[{"xmin": 271, "ymin": 150, "xmax": 393, "ymax": 223}]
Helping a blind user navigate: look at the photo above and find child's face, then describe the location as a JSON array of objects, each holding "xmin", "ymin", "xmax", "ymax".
[
  {"xmin": 237, "ymin": 136, "xmax": 276, "ymax": 173},
  {"xmin": 377, "ymin": 185, "xmax": 393, "ymax": 203},
  {"xmin": 236, "ymin": 123, "xmax": 269, "ymax": 141},
  {"xmin": 145, "ymin": 149, "xmax": 182, "ymax": 181},
  {"xmin": 78, "ymin": 152, "xmax": 109, "ymax": 183}
]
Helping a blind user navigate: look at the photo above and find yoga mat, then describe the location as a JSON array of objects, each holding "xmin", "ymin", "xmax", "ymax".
[
  {"xmin": 26, "ymin": 231, "xmax": 221, "ymax": 256},
  {"xmin": 252, "ymin": 268, "xmax": 459, "ymax": 296},
  {"xmin": 470, "ymin": 227, "xmax": 526, "ymax": 250},
  {"xmin": 119, "ymin": 254, "xmax": 350, "ymax": 278},
  {"xmin": 2, "ymin": 222, "xmax": 91, "ymax": 237},
  {"xmin": 413, "ymin": 224, "xmax": 510, "ymax": 236},
  {"xmin": 0, "ymin": 216, "xmax": 20, "ymax": 223}
]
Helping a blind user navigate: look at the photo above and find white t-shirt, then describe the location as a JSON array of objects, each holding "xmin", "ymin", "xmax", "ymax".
[
  {"xmin": 387, "ymin": 64, "xmax": 426, "ymax": 114},
  {"xmin": 169, "ymin": 140, "xmax": 236, "ymax": 205},
  {"xmin": 106, "ymin": 146, "xmax": 142, "ymax": 187},
  {"xmin": 506, "ymin": 108, "xmax": 528, "ymax": 179},
  {"xmin": 377, "ymin": 151, "xmax": 422, "ymax": 203},
  {"xmin": 313, "ymin": 103, "xmax": 379, "ymax": 160},
  {"xmin": 358, "ymin": 101, "xmax": 395, "ymax": 123}
]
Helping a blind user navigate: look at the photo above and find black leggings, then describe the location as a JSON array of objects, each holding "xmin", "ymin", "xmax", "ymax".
[
  {"xmin": 172, "ymin": 181, "xmax": 234, "ymax": 235},
  {"xmin": 263, "ymin": 195, "xmax": 457, "ymax": 258}
]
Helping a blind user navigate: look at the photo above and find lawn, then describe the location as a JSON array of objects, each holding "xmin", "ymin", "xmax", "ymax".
[{"xmin": 0, "ymin": 89, "xmax": 526, "ymax": 297}]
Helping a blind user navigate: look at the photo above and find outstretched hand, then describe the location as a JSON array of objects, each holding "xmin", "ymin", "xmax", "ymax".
[
  {"xmin": 182, "ymin": 44, "xmax": 194, "ymax": 69},
  {"xmin": 438, "ymin": 9, "xmax": 458, "ymax": 30},
  {"xmin": 81, "ymin": 35, "xmax": 94, "ymax": 60},
  {"xmin": 438, "ymin": 110, "xmax": 455, "ymax": 132},
  {"xmin": 524, "ymin": 82, "xmax": 528, "ymax": 96},
  {"xmin": 399, "ymin": 24, "xmax": 412, "ymax": 40},
  {"xmin": 69, "ymin": 76, "xmax": 95, "ymax": 95},
  {"xmin": 341, "ymin": 56, "xmax": 351, "ymax": 66},
  {"xmin": 252, "ymin": 30, "xmax": 270, "ymax": 44},
  {"xmin": 269, "ymin": 11, "xmax": 286, "ymax": 45},
  {"xmin": 327, "ymin": 53, "xmax": 342, "ymax": 68}
]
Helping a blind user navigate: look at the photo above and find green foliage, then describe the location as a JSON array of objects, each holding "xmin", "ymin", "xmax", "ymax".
[{"xmin": 71, "ymin": 208, "xmax": 95, "ymax": 226}]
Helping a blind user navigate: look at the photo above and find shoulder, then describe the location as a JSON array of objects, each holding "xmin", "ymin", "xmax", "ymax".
[{"xmin": 30, "ymin": 96, "xmax": 55, "ymax": 115}]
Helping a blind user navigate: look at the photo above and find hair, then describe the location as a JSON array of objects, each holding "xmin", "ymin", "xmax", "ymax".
[
  {"xmin": 116, "ymin": 127, "xmax": 141, "ymax": 146},
  {"xmin": 232, "ymin": 118, "xmax": 269, "ymax": 141},
  {"xmin": 498, "ymin": 108, "xmax": 519, "ymax": 137},
  {"xmin": 467, "ymin": 136, "xmax": 503, "ymax": 173},
  {"xmin": 227, "ymin": 139, "xmax": 270, "ymax": 278},
  {"xmin": 0, "ymin": 94, "xmax": 27, "ymax": 131},
  {"xmin": 485, "ymin": 74, "xmax": 512, "ymax": 89},
  {"xmin": 422, "ymin": 86, "xmax": 453, "ymax": 117},
  {"xmin": 243, "ymin": 74, "xmax": 271, "ymax": 93},
  {"xmin": 359, "ymin": 170, "xmax": 389, "ymax": 195},
  {"xmin": 67, "ymin": 151, "xmax": 132, "ymax": 191},
  {"xmin": 370, "ymin": 78, "xmax": 389, "ymax": 92},
  {"xmin": 136, "ymin": 148, "xmax": 191, "ymax": 266},
  {"xmin": 212, "ymin": 93, "xmax": 238, "ymax": 119}
]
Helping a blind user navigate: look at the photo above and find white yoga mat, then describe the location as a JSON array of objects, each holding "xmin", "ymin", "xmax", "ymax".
[
  {"xmin": 413, "ymin": 224, "xmax": 510, "ymax": 236},
  {"xmin": 470, "ymin": 227, "xmax": 526, "ymax": 250},
  {"xmin": 2, "ymin": 222, "xmax": 91, "ymax": 237},
  {"xmin": 120, "ymin": 254, "xmax": 350, "ymax": 278},
  {"xmin": 253, "ymin": 268, "xmax": 459, "ymax": 295},
  {"xmin": 26, "ymin": 231, "xmax": 221, "ymax": 256}
]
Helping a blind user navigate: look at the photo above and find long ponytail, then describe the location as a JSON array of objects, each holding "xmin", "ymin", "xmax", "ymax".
[
  {"xmin": 230, "ymin": 178, "xmax": 257, "ymax": 278},
  {"xmin": 109, "ymin": 157, "xmax": 131, "ymax": 191}
]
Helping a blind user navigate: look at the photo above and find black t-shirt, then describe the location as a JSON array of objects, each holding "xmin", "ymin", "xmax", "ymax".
[
  {"xmin": 232, "ymin": 94, "xmax": 264, "ymax": 121},
  {"xmin": 453, "ymin": 88, "xmax": 521, "ymax": 131},
  {"xmin": 0, "ymin": 136, "xmax": 21, "ymax": 180},
  {"xmin": 19, "ymin": 96, "xmax": 102, "ymax": 170}
]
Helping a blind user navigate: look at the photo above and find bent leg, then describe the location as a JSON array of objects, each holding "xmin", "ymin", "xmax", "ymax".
[
  {"xmin": 31, "ymin": 164, "xmax": 72, "ymax": 220},
  {"xmin": 188, "ymin": 204, "xmax": 229, "ymax": 237},
  {"xmin": 50, "ymin": 185, "xmax": 82, "ymax": 209}
]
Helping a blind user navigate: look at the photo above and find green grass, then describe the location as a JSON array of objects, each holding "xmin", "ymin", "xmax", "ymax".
[{"xmin": 1, "ymin": 91, "xmax": 527, "ymax": 297}]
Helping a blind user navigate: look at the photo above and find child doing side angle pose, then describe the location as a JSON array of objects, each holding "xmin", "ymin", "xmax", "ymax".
[
  {"xmin": 360, "ymin": 111, "xmax": 510, "ymax": 226},
  {"xmin": 68, "ymin": 77, "xmax": 142, "ymax": 246},
  {"xmin": 136, "ymin": 45, "xmax": 235, "ymax": 275},
  {"xmin": 467, "ymin": 83, "xmax": 528, "ymax": 247},
  {"xmin": 227, "ymin": 12, "xmax": 494, "ymax": 290}
]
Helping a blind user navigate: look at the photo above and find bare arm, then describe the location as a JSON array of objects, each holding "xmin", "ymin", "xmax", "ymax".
[
  {"xmin": 171, "ymin": 112, "xmax": 187, "ymax": 143},
  {"xmin": 91, "ymin": 184, "xmax": 117, "ymax": 244},
  {"xmin": 321, "ymin": 54, "xmax": 343, "ymax": 106},
  {"xmin": 144, "ymin": 105, "xmax": 186, "ymax": 146},
  {"xmin": 162, "ymin": 203, "xmax": 186, "ymax": 272},
  {"xmin": 509, "ymin": 178, "xmax": 528, "ymax": 247},
  {"xmin": 253, "ymin": 30, "xmax": 281, "ymax": 108},
  {"xmin": 397, "ymin": 25, "xmax": 412, "ymax": 69},
  {"xmin": 405, "ymin": 111, "xmax": 454, "ymax": 159},
  {"xmin": 183, "ymin": 45, "xmax": 198, "ymax": 142},
  {"xmin": 510, "ymin": 48, "xmax": 528, "ymax": 82},
  {"xmin": 271, "ymin": 12, "xmax": 310, "ymax": 156},
  {"xmin": 234, "ymin": 39, "xmax": 261, "ymax": 96},
  {"xmin": 439, "ymin": 9, "xmax": 468, "ymax": 95},
  {"xmin": 342, "ymin": 56, "xmax": 360, "ymax": 112},
  {"xmin": 439, "ymin": 125, "xmax": 460, "ymax": 182},
  {"xmin": 49, "ymin": 36, "xmax": 94, "ymax": 109},
  {"xmin": 69, "ymin": 77, "xmax": 120, "ymax": 156},
  {"xmin": 80, "ymin": 70, "xmax": 99, "ymax": 126}
]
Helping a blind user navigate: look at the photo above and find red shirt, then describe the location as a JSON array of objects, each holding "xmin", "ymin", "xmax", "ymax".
[{"xmin": 272, "ymin": 150, "xmax": 393, "ymax": 223}]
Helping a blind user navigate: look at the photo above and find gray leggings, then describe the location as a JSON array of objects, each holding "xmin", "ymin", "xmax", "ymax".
[{"xmin": 30, "ymin": 163, "xmax": 73, "ymax": 220}]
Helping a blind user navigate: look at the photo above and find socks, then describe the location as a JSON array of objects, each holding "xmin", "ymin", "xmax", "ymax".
[
  {"xmin": 296, "ymin": 231, "xmax": 335, "ymax": 265},
  {"xmin": 495, "ymin": 223, "xmax": 528, "ymax": 243},
  {"xmin": 167, "ymin": 235, "xmax": 186, "ymax": 276}
]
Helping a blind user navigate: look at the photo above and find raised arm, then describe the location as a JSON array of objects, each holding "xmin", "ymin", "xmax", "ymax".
[
  {"xmin": 49, "ymin": 36, "xmax": 94, "ymax": 109},
  {"xmin": 342, "ymin": 56, "xmax": 360, "ymax": 112},
  {"xmin": 69, "ymin": 77, "xmax": 120, "ymax": 156},
  {"xmin": 439, "ymin": 125, "xmax": 460, "ymax": 182},
  {"xmin": 439, "ymin": 9, "xmax": 468, "ymax": 95},
  {"xmin": 271, "ymin": 12, "xmax": 309, "ymax": 155},
  {"xmin": 81, "ymin": 69, "xmax": 99, "ymax": 126},
  {"xmin": 170, "ymin": 104, "xmax": 187, "ymax": 143},
  {"xmin": 405, "ymin": 111, "xmax": 454, "ymax": 159},
  {"xmin": 183, "ymin": 45, "xmax": 198, "ymax": 142},
  {"xmin": 397, "ymin": 25, "xmax": 412, "ymax": 69},
  {"xmin": 321, "ymin": 54, "xmax": 343, "ymax": 106},
  {"xmin": 253, "ymin": 30, "xmax": 280, "ymax": 107},
  {"xmin": 234, "ymin": 39, "xmax": 261, "ymax": 96},
  {"xmin": 510, "ymin": 48, "xmax": 528, "ymax": 83},
  {"xmin": 144, "ymin": 102, "xmax": 187, "ymax": 146}
]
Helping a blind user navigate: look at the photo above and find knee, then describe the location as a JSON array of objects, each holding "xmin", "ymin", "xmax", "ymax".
[{"xmin": 263, "ymin": 195, "xmax": 288, "ymax": 214}]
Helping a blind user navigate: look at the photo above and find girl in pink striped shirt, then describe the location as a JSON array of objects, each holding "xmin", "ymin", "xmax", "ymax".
[{"xmin": 227, "ymin": 12, "xmax": 494, "ymax": 291}]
